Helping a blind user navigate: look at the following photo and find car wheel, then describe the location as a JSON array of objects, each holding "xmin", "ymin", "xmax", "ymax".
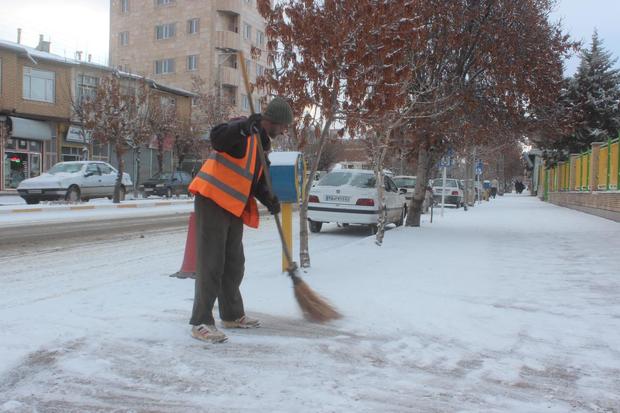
[
  {"xmin": 25, "ymin": 198, "xmax": 40, "ymax": 205},
  {"xmin": 396, "ymin": 206, "xmax": 406, "ymax": 226},
  {"xmin": 166, "ymin": 187, "xmax": 172, "ymax": 198},
  {"xmin": 369, "ymin": 224, "xmax": 378, "ymax": 235},
  {"xmin": 119, "ymin": 186, "xmax": 126, "ymax": 201},
  {"xmin": 65, "ymin": 186, "xmax": 81, "ymax": 203},
  {"xmin": 309, "ymin": 220, "xmax": 322, "ymax": 233}
]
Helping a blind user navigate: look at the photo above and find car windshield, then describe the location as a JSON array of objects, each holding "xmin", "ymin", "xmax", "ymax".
[
  {"xmin": 394, "ymin": 177, "xmax": 416, "ymax": 188},
  {"xmin": 350, "ymin": 173, "xmax": 376, "ymax": 188},
  {"xmin": 47, "ymin": 163, "xmax": 84, "ymax": 174},
  {"xmin": 433, "ymin": 178, "xmax": 457, "ymax": 187},
  {"xmin": 155, "ymin": 172, "xmax": 173, "ymax": 179},
  {"xmin": 318, "ymin": 172, "xmax": 353, "ymax": 187}
]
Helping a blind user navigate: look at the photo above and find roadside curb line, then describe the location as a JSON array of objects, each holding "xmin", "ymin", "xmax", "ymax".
[{"xmin": 0, "ymin": 200, "xmax": 194, "ymax": 215}]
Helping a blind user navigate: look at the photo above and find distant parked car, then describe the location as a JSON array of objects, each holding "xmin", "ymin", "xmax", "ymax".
[
  {"xmin": 432, "ymin": 178, "xmax": 464, "ymax": 207},
  {"xmin": 393, "ymin": 175, "xmax": 417, "ymax": 202},
  {"xmin": 307, "ymin": 169, "xmax": 408, "ymax": 234},
  {"xmin": 17, "ymin": 161, "xmax": 132, "ymax": 204},
  {"xmin": 141, "ymin": 170, "xmax": 193, "ymax": 198}
]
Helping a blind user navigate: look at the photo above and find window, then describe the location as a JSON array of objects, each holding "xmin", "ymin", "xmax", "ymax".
[
  {"xmin": 155, "ymin": 23, "xmax": 176, "ymax": 40},
  {"xmin": 187, "ymin": 55, "xmax": 198, "ymax": 71},
  {"xmin": 77, "ymin": 74, "xmax": 99, "ymax": 104},
  {"xmin": 243, "ymin": 23, "xmax": 251, "ymax": 40},
  {"xmin": 23, "ymin": 67, "xmax": 55, "ymax": 103},
  {"xmin": 119, "ymin": 31, "xmax": 129, "ymax": 46},
  {"xmin": 245, "ymin": 58, "xmax": 251, "ymax": 73},
  {"xmin": 160, "ymin": 96, "xmax": 176, "ymax": 108},
  {"xmin": 155, "ymin": 58, "xmax": 175, "ymax": 74},
  {"xmin": 99, "ymin": 163, "xmax": 114, "ymax": 175},
  {"xmin": 85, "ymin": 163, "xmax": 101, "ymax": 175},
  {"xmin": 242, "ymin": 94, "xmax": 250, "ymax": 111},
  {"xmin": 254, "ymin": 98, "xmax": 261, "ymax": 112},
  {"xmin": 121, "ymin": 0, "xmax": 129, "ymax": 13},
  {"xmin": 156, "ymin": 0, "xmax": 174, "ymax": 5},
  {"xmin": 256, "ymin": 30, "xmax": 264, "ymax": 47},
  {"xmin": 187, "ymin": 18, "xmax": 199, "ymax": 34}
]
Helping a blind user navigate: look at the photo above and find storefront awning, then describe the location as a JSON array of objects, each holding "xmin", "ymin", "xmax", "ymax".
[{"xmin": 8, "ymin": 116, "xmax": 53, "ymax": 141}]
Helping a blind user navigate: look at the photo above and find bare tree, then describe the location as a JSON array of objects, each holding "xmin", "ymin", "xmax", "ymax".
[
  {"xmin": 126, "ymin": 79, "xmax": 153, "ymax": 196},
  {"xmin": 84, "ymin": 75, "xmax": 135, "ymax": 203},
  {"xmin": 191, "ymin": 75, "xmax": 233, "ymax": 138},
  {"xmin": 173, "ymin": 119, "xmax": 203, "ymax": 170},
  {"xmin": 149, "ymin": 101, "xmax": 178, "ymax": 175}
]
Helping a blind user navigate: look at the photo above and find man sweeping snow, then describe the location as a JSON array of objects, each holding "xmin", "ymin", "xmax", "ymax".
[{"xmin": 187, "ymin": 97, "xmax": 293, "ymax": 343}]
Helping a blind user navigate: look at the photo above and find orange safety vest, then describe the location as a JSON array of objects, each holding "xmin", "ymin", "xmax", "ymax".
[{"xmin": 189, "ymin": 133, "xmax": 263, "ymax": 228}]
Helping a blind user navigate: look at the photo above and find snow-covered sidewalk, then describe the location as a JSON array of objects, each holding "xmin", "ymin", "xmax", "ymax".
[{"xmin": 1, "ymin": 195, "xmax": 619, "ymax": 412}]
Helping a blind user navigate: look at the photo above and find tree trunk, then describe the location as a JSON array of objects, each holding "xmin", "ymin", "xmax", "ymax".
[
  {"xmin": 133, "ymin": 146, "xmax": 142, "ymax": 198},
  {"xmin": 373, "ymin": 138, "xmax": 389, "ymax": 246},
  {"xmin": 406, "ymin": 145, "xmax": 432, "ymax": 226},
  {"xmin": 299, "ymin": 118, "xmax": 333, "ymax": 268},
  {"xmin": 113, "ymin": 147, "xmax": 125, "ymax": 204},
  {"xmin": 464, "ymin": 147, "xmax": 473, "ymax": 207},
  {"xmin": 157, "ymin": 135, "xmax": 164, "ymax": 173}
]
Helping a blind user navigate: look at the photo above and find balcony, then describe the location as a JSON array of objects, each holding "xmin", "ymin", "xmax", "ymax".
[
  {"xmin": 215, "ymin": 30, "xmax": 241, "ymax": 51},
  {"xmin": 219, "ymin": 66, "xmax": 240, "ymax": 87},
  {"xmin": 215, "ymin": 0, "xmax": 242, "ymax": 15}
]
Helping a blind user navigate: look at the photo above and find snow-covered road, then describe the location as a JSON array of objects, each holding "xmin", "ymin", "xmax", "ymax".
[{"xmin": 1, "ymin": 195, "xmax": 619, "ymax": 412}]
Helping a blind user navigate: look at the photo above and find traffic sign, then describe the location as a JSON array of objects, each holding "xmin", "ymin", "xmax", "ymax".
[{"xmin": 475, "ymin": 160, "xmax": 483, "ymax": 175}]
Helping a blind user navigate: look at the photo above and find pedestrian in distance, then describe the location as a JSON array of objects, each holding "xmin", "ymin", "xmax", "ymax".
[
  {"xmin": 187, "ymin": 97, "xmax": 294, "ymax": 343},
  {"xmin": 491, "ymin": 178, "xmax": 498, "ymax": 199}
]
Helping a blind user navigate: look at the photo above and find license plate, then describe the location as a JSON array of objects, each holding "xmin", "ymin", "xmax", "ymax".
[
  {"xmin": 325, "ymin": 195, "xmax": 350, "ymax": 202},
  {"xmin": 144, "ymin": 188, "xmax": 153, "ymax": 192},
  {"xmin": 28, "ymin": 189, "xmax": 42, "ymax": 194}
]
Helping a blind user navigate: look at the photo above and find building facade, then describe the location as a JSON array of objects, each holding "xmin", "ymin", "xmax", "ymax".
[
  {"xmin": 0, "ymin": 37, "xmax": 193, "ymax": 192},
  {"xmin": 109, "ymin": 0, "xmax": 269, "ymax": 114}
]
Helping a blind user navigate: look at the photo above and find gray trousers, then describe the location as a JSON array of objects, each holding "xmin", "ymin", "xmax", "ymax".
[{"xmin": 189, "ymin": 195, "xmax": 246, "ymax": 326}]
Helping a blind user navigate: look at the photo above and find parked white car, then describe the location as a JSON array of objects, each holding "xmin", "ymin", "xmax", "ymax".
[
  {"xmin": 307, "ymin": 169, "xmax": 408, "ymax": 234},
  {"xmin": 432, "ymin": 177, "xmax": 464, "ymax": 207},
  {"xmin": 393, "ymin": 175, "xmax": 417, "ymax": 202},
  {"xmin": 17, "ymin": 161, "xmax": 133, "ymax": 204}
]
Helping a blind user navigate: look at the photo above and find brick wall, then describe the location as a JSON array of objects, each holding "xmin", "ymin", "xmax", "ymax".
[{"xmin": 548, "ymin": 192, "xmax": 620, "ymax": 222}]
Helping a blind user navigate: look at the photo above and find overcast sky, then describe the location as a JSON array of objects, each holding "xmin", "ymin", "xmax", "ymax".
[{"xmin": 0, "ymin": 0, "xmax": 618, "ymax": 75}]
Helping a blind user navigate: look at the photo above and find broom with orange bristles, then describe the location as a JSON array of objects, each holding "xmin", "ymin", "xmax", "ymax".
[{"xmin": 238, "ymin": 52, "xmax": 341, "ymax": 323}]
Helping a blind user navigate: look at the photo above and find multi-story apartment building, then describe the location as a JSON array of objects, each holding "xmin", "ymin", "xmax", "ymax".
[
  {"xmin": 109, "ymin": 0, "xmax": 269, "ymax": 114},
  {"xmin": 0, "ymin": 36, "xmax": 194, "ymax": 192}
]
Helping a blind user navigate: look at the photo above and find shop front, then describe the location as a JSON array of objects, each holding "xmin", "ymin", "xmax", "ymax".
[{"xmin": 1, "ymin": 116, "xmax": 53, "ymax": 190}]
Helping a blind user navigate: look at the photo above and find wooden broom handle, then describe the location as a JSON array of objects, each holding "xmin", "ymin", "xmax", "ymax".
[{"xmin": 238, "ymin": 52, "xmax": 296, "ymax": 271}]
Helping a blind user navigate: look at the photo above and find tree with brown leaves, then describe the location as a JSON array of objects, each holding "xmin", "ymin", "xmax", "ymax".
[
  {"xmin": 397, "ymin": 0, "xmax": 574, "ymax": 226},
  {"xmin": 258, "ymin": 0, "xmax": 386, "ymax": 265},
  {"xmin": 148, "ymin": 97, "xmax": 178, "ymax": 174},
  {"xmin": 84, "ymin": 75, "xmax": 135, "ymax": 203}
]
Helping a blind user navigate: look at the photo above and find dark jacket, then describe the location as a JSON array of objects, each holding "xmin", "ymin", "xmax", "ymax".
[{"xmin": 209, "ymin": 115, "xmax": 274, "ymax": 210}]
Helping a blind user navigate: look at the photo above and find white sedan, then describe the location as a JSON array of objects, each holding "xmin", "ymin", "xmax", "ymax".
[
  {"xmin": 307, "ymin": 169, "xmax": 408, "ymax": 233},
  {"xmin": 17, "ymin": 161, "xmax": 133, "ymax": 204}
]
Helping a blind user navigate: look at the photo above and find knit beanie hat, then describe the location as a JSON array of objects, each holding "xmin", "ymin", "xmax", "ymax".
[{"xmin": 263, "ymin": 97, "xmax": 293, "ymax": 125}]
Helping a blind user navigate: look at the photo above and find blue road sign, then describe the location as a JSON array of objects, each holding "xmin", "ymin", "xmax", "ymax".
[
  {"xmin": 439, "ymin": 156, "xmax": 453, "ymax": 168},
  {"xmin": 475, "ymin": 160, "xmax": 483, "ymax": 174}
]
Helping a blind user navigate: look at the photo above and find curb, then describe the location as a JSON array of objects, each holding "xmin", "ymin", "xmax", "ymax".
[{"xmin": 0, "ymin": 199, "xmax": 194, "ymax": 215}]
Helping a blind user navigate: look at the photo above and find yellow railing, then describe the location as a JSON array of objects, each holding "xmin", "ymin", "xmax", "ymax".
[{"xmin": 543, "ymin": 138, "xmax": 620, "ymax": 194}]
